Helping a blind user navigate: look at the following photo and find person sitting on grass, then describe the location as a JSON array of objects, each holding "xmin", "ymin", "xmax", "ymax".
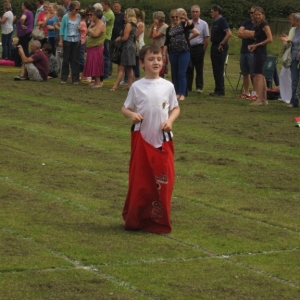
[
  {"xmin": 42, "ymin": 43, "xmax": 59, "ymax": 78},
  {"xmin": 14, "ymin": 40, "xmax": 49, "ymax": 81}
]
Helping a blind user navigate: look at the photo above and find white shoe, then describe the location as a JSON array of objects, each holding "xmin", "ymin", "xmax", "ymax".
[
  {"xmin": 86, "ymin": 77, "xmax": 92, "ymax": 83},
  {"xmin": 196, "ymin": 89, "xmax": 203, "ymax": 93},
  {"xmin": 120, "ymin": 80, "xmax": 128, "ymax": 85}
]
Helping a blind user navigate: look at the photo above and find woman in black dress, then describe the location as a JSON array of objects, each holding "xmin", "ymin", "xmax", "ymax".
[{"xmin": 248, "ymin": 7, "xmax": 272, "ymax": 105}]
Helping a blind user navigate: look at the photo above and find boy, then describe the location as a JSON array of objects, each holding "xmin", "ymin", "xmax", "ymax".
[{"xmin": 121, "ymin": 44, "xmax": 180, "ymax": 234}]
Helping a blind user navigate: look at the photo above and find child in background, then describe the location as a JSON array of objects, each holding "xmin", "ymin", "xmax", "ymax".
[
  {"xmin": 121, "ymin": 44, "xmax": 180, "ymax": 234},
  {"xmin": 10, "ymin": 37, "xmax": 20, "ymax": 66}
]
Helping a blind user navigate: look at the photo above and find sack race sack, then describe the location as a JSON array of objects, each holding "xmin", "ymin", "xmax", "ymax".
[
  {"xmin": 282, "ymin": 41, "xmax": 292, "ymax": 68},
  {"xmin": 122, "ymin": 126, "xmax": 175, "ymax": 234},
  {"xmin": 111, "ymin": 42, "xmax": 122, "ymax": 64},
  {"xmin": 31, "ymin": 28, "xmax": 45, "ymax": 40}
]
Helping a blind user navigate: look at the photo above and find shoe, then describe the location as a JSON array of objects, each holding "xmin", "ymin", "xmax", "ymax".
[
  {"xmin": 110, "ymin": 87, "xmax": 118, "ymax": 91},
  {"xmin": 287, "ymin": 104, "xmax": 298, "ymax": 108},
  {"xmin": 119, "ymin": 80, "xmax": 128, "ymax": 85},
  {"xmin": 209, "ymin": 92, "xmax": 223, "ymax": 97},
  {"xmin": 237, "ymin": 93, "xmax": 250, "ymax": 99},
  {"xmin": 250, "ymin": 100, "xmax": 268, "ymax": 106},
  {"xmin": 178, "ymin": 95, "xmax": 185, "ymax": 101},
  {"xmin": 247, "ymin": 95, "xmax": 258, "ymax": 100},
  {"xmin": 14, "ymin": 76, "xmax": 26, "ymax": 81},
  {"xmin": 196, "ymin": 89, "xmax": 202, "ymax": 93}
]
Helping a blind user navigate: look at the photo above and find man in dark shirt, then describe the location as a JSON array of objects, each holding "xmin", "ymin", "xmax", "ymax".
[
  {"xmin": 110, "ymin": 1, "xmax": 125, "ymax": 76},
  {"xmin": 237, "ymin": 6, "xmax": 256, "ymax": 99},
  {"xmin": 209, "ymin": 5, "xmax": 232, "ymax": 97},
  {"xmin": 14, "ymin": 40, "xmax": 48, "ymax": 81}
]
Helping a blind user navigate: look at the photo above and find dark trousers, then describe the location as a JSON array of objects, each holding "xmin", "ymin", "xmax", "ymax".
[
  {"xmin": 187, "ymin": 44, "xmax": 205, "ymax": 91},
  {"xmin": 17, "ymin": 32, "xmax": 32, "ymax": 66},
  {"xmin": 103, "ymin": 39, "xmax": 110, "ymax": 79},
  {"xmin": 1, "ymin": 32, "xmax": 13, "ymax": 59},
  {"xmin": 210, "ymin": 43, "xmax": 228, "ymax": 95},
  {"xmin": 61, "ymin": 40, "xmax": 80, "ymax": 83},
  {"xmin": 48, "ymin": 37, "xmax": 56, "ymax": 55}
]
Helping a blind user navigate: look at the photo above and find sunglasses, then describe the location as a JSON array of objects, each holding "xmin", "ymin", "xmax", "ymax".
[
  {"xmin": 250, "ymin": 12, "xmax": 254, "ymax": 14},
  {"xmin": 171, "ymin": 16, "xmax": 178, "ymax": 19},
  {"xmin": 87, "ymin": 13, "xmax": 93, "ymax": 16},
  {"xmin": 75, "ymin": 8, "xmax": 80, "ymax": 11}
]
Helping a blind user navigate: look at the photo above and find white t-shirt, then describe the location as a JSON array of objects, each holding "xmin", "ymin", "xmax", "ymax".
[
  {"xmin": 124, "ymin": 77, "xmax": 178, "ymax": 148},
  {"xmin": 1, "ymin": 11, "xmax": 13, "ymax": 34}
]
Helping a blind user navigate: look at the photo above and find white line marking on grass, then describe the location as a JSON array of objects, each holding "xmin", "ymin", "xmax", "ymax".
[{"xmin": 0, "ymin": 226, "xmax": 158, "ymax": 300}]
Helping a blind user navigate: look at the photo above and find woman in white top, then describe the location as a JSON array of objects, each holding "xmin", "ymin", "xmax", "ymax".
[{"xmin": 0, "ymin": 3, "xmax": 14, "ymax": 59}]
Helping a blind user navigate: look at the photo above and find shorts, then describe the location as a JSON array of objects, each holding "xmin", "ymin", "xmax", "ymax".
[
  {"xmin": 240, "ymin": 52, "xmax": 254, "ymax": 76},
  {"xmin": 253, "ymin": 49, "xmax": 267, "ymax": 75},
  {"xmin": 25, "ymin": 63, "xmax": 44, "ymax": 81}
]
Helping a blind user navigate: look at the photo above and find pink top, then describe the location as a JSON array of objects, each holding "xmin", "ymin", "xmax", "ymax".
[
  {"xmin": 37, "ymin": 12, "xmax": 48, "ymax": 37},
  {"xmin": 80, "ymin": 21, "xmax": 87, "ymax": 44}
]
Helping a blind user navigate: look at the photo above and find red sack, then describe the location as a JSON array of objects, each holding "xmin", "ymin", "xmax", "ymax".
[{"xmin": 122, "ymin": 127, "xmax": 175, "ymax": 234}]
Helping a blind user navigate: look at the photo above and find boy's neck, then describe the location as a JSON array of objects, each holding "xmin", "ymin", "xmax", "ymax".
[{"xmin": 144, "ymin": 74, "xmax": 160, "ymax": 80}]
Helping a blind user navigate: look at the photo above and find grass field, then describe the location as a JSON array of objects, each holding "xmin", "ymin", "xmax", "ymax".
[{"xmin": 0, "ymin": 52, "xmax": 300, "ymax": 300}]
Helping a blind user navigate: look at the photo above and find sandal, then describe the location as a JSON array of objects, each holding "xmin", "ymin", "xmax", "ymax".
[
  {"xmin": 179, "ymin": 96, "xmax": 185, "ymax": 101},
  {"xmin": 91, "ymin": 84, "xmax": 103, "ymax": 88},
  {"xmin": 110, "ymin": 87, "xmax": 117, "ymax": 91},
  {"xmin": 60, "ymin": 81, "xmax": 66, "ymax": 84},
  {"xmin": 123, "ymin": 85, "xmax": 131, "ymax": 91}
]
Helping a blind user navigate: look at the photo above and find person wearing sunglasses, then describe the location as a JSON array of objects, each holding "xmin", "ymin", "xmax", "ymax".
[
  {"xmin": 162, "ymin": 9, "xmax": 199, "ymax": 101},
  {"xmin": 237, "ymin": 6, "xmax": 257, "ymax": 100},
  {"xmin": 59, "ymin": 1, "xmax": 81, "ymax": 84}
]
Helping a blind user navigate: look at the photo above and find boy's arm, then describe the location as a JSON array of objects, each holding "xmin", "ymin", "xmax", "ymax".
[
  {"xmin": 121, "ymin": 106, "xmax": 144, "ymax": 124},
  {"xmin": 161, "ymin": 106, "xmax": 180, "ymax": 132}
]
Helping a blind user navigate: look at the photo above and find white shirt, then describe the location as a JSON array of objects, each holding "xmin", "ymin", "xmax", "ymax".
[
  {"xmin": 124, "ymin": 77, "xmax": 178, "ymax": 148},
  {"xmin": 189, "ymin": 18, "xmax": 209, "ymax": 46},
  {"xmin": 1, "ymin": 11, "xmax": 13, "ymax": 34}
]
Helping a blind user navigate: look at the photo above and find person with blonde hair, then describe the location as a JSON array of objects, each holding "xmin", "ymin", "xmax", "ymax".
[
  {"xmin": 148, "ymin": 11, "xmax": 168, "ymax": 78},
  {"xmin": 110, "ymin": 8, "xmax": 137, "ymax": 91}
]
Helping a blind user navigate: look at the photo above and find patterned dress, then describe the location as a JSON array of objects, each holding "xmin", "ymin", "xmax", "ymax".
[{"xmin": 120, "ymin": 22, "xmax": 137, "ymax": 66}]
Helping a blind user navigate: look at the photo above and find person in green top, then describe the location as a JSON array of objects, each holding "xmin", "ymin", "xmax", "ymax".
[{"xmin": 101, "ymin": 0, "xmax": 115, "ymax": 79}]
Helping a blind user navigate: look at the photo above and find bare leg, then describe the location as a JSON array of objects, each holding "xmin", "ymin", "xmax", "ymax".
[
  {"xmin": 126, "ymin": 66, "xmax": 134, "ymax": 89},
  {"xmin": 250, "ymin": 74, "xmax": 268, "ymax": 105},
  {"xmin": 243, "ymin": 74, "xmax": 251, "ymax": 95},
  {"xmin": 110, "ymin": 65, "xmax": 125, "ymax": 90}
]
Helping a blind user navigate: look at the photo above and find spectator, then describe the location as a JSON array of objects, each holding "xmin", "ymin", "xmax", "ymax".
[
  {"xmin": 148, "ymin": 11, "xmax": 168, "ymax": 78},
  {"xmin": 83, "ymin": 9, "xmax": 106, "ymax": 88},
  {"xmin": 59, "ymin": 1, "xmax": 81, "ymax": 84},
  {"xmin": 42, "ymin": 43, "xmax": 59, "ymax": 78},
  {"xmin": 281, "ymin": 13, "xmax": 300, "ymax": 108},
  {"xmin": 16, "ymin": 1, "xmax": 34, "ymax": 65},
  {"xmin": 0, "ymin": 2, "xmax": 14, "ymax": 59},
  {"xmin": 34, "ymin": 0, "xmax": 44, "ymax": 29},
  {"xmin": 101, "ymin": 0, "xmax": 115, "ymax": 79},
  {"xmin": 110, "ymin": 8, "xmax": 137, "ymax": 91},
  {"xmin": 79, "ymin": 9, "xmax": 87, "ymax": 75},
  {"xmin": 162, "ymin": 9, "xmax": 198, "ymax": 101},
  {"xmin": 186, "ymin": 5, "xmax": 209, "ymax": 94},
  {"xmin": 237, "ymin": 6, "xmax": 257, "ymax": 99},
  {"xmin": 63, "ymin": 0, "xmax": 71, "ymax": 13},
  {"xmin": 14, "ymin": 40, "xmax": 48, "ymax": 81},
  {"xmin": 44, "ymin": 3, "xmax": 58, "ymax": 55},
  {"xmin": 209, "ymin": 5, "xmax": 232, "ymax": 97},
  {"xmin": 36, "ymin": 1, "xmax": 49, "ymax": 47},
  {"xmin": 110, "ymin": 1, "xmax": 124, "ymax": 76},
  {"xmin": 248, "ymin": 7, "xmax": 273, "ymax": 106}
]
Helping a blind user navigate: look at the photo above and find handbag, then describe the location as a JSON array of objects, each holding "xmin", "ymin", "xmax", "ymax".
[
  {"xmin": 282, "ymin": 41, "xmax": 292, "ymax": 68},
  {"xmin": 111, "ymin": 42, "xmax": 122, "ymax": 64},
  {"xmin": 31, "ymin": 28, "xmax": 45, "ymax": 40}
]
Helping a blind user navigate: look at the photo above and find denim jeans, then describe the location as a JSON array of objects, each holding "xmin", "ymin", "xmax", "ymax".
[
  {"xmin": 168, "ymin": 51, "xmax": 190, "ymax": 96},
  {"xmin": 290, "ymin": 59, "xmax": 300, "ymax": 106},
  {"xmin": 61, "ymin": 40, "xmax": 80, "ymax": 83},
  {"xmin": 1, "ymin": 32, "xmax": 13, "ymax": 59}
]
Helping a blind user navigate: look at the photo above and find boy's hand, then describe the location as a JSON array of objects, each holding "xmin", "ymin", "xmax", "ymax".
[
  {"xmin": 161, "ymin": 120, "xmax": 172, "ymax": 132},
  {"xmin": 130, "ymin": 112, "xmax": 144, "ymax": 124}
]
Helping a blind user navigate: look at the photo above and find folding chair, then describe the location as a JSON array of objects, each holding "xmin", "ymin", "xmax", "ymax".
[
  {"xmin": 224, "ymin": 54, "xmax": 234, "ymax": 90},
  {"xmin": 236, "ymin": 72, "xmax": 243, "ymax": 91},
  {"xmin": 263, "ymin": 55, "xmax": 278, "ymax": 88}
]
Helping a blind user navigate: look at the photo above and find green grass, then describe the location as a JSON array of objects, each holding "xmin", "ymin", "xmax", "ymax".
[{"xmin": 0, "ymin": 49, "xmax": 300, "ymax": 300}]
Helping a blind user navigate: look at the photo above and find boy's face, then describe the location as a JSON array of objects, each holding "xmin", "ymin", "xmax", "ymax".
[{"xmin": 140, "ymin": 51, "xmax": 163, "ymax": 78}]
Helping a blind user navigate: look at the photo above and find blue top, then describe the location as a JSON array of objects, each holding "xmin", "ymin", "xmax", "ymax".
[
  {"xmin": 47, "ymin": 15, "xmax": 58, "ymax": 38},
  {"xmin": 60, "ymin": 13, "xmax": 80, "ymax": 42},
  {"xmin": 291, "ymin": 27, "xmax": 300, "ymax": 60},
  {"xmin": 240, "ymin": 19, "xmax": 255, "ymax": 53},
  {"xmin": 211, "ymin": 16, "xmax": 230, "ymax": 44}
]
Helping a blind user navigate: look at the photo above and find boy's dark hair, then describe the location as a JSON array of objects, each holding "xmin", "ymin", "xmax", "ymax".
[
  {"xmin": 42, "ymin": 43, "xmax": 53, "ymax": 54},
  {"xmin": 211, "ymin": 5, "xmax": 222, "ymax": 14},
  {"xmin": 139, "ymin": 44, "xmax": 162, "ymax": 62}
]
